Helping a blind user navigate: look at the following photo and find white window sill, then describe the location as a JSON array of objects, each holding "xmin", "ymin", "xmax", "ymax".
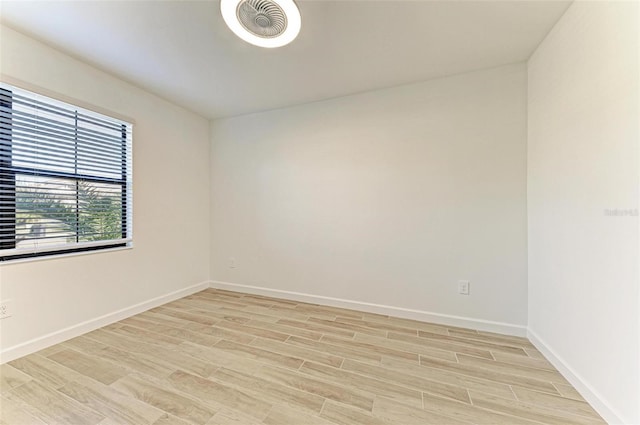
[{"xmin": 0, "ymin": 244, "xmax": 134, "ymax": 266}]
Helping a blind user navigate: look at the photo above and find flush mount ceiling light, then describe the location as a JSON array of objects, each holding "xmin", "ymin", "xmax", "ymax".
[{"xmin": 221, "ymin": 0, "xmax": 301, "ymax": 48}]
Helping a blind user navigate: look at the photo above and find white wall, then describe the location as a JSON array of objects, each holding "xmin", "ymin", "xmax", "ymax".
[
  {"xmin": 0, "ymin": 26, "xmax": 211, "ymax": 361},
  {"xmin": 210, "ymin": 63, "xmax": 528, "ymax": 332},
  {"xmin": 527, "ymin": 2, "xmax": 639, "ymax": 424}
]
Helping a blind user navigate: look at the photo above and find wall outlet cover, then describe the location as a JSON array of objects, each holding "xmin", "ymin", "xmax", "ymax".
[{"xmin": 0, "ymin": 300, "xmax": 13, "ymax": 319}]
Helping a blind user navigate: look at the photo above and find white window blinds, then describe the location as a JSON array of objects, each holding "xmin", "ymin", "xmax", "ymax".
[{"xmin": 0, "ymin": 82, "xmax": 133, "ymax": 261}]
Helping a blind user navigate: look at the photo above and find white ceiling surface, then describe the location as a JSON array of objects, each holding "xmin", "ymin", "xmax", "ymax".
[{"xmin": 0, "ymin": 1, "xmax": 571, "ymax": 119}]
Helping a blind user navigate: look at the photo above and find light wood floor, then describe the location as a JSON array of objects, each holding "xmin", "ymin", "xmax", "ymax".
[{"xmin": 1, "ymin": 289, "xmax": 605, "ymax": 425}]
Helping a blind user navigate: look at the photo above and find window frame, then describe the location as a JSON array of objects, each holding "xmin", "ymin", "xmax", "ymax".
[{"xmin": 0, "ymin": 83, "xmax": 133, "ymax": 262}]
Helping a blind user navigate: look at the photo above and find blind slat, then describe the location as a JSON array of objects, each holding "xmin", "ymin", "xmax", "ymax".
[
  {"xmin": 1, "ymin": 107, "xmax": 131, "ymax": 144},
  {"xmin": 1, "ymin": 124, "xmax": 131, "ymax": 157},
  {"xmin": 2, "ymin": 92, "xmax": 125, "ymax": 132}
]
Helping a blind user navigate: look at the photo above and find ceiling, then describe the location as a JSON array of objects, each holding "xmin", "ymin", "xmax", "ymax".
[{"xmin": 0, "ymin": 0, "xmax": 571, "ymax": 119}]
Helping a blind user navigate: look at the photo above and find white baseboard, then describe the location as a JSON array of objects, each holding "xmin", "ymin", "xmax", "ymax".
[
  {"xmin": 0, "ymin": 281, "xmax": 209, "ymax": 364},
  {"xmin": 209, "ymin": 280, "xmax": 527, "ymax": 337},
  {"xmin": 527, "ymin": 328, "xmax": 626, "ymax": 425}
]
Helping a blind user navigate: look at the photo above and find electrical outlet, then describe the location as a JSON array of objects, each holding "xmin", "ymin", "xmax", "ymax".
[
  {"xmin": 458, "ymin": 280, "xmax": 470, "ymax": 295},
  {"xmin": 0, "ymin": 300, "xmax": 12, "ymax": 319},
  {"xmin": 229, "ymin": 257, "xmax": 236, "ymax": 268}
]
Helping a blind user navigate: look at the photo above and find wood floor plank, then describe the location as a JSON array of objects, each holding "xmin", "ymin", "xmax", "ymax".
[
  {"xmin": 201, "ymin": 289, "xmax": 245, "ymax": 300},
  {"xmin": 554, "ymin": 382, "xmax": 587, "ymax": 401},
  {"xmin": 47, "ymin": 348, "xmax": 129, "ymax": 386},
  {"xmin": 251, "ymin": 365, "xmax": 374, "ymax": 411},
  {"xmin": 456, "ymin": 353, "xmax": 569, "ymax": 385},
  {"xmin": 320, "ymin": 334, "xmax": 419, "ymax": 362},
  {"xmin": 277, "ymin": 318, "xmax": 355, "ymax": 338},
  {"xmin": 468, "ymin": 390, "xmax": 606, "ymax": 425},
  {"xmin": 99, "ymin": 416, "xmax": 127, "ymax": 425},
  {"xmin": 225, "ymin": 293, "xmax": 291, "ymax": 307},
  {"xmin": 151, "ymin": 306, "xmax": 219, "ymax": 326},
  {"xmin": 511, "ymin": 386, "xmax": 602, "ymax": 419},
  {"xmin": 234, "ymin": 292, "xmax": 298, "ymax": 307},
  {"xmin": 334, "ymin": 316, "xmax": 418, "ymax": 336},
  {"xmin": 262, "ymin": 405, "xmax": 336, "ymax": 425},
  {"xmin": 4, "ymin": 288, "xmax": 605, "ymax": 425},
  {"xmin": 110, "ymin": 324, "xmax": 185, "ymax": 347},
  {"xmin": 523, "ymin": 346, "xmax": 547, "ymax": 359},
  {"xmin": 166, "ymin": 370, "xmax": 272, "ymax": 421},
  {"xmin": 119, "ymin": 317, "xmax": 224, "ymax": 349},
  {"xmin": 111, "ymin": 374, "xmax": 218, "ymax": 425},
  {"xmin": 6, "ymin": 381, "xmax": 105, "ymax": 425},
  {"xmin": 373, "ymin": 396, "xmax": 470, "ymax": 425},
  {"xmin": 206, "ymin": 408, "xmax": 263, "ymax": 425},
  {"xmin": 293, "ymin": 304, "xmax": 363, "ymax": 320},
  {"xmin": 380, "ymin": 357, "xmax": 518, "ymax": 400},
  {"xmin": 63, "ymin": 336, "xmax": 175, "ymax": 379},
  {"xmin": 420, "ymin": 391, "xmax": 542, "ymax": 425},
  {"xmin": 341, "ymin": 358, "xmax": 471, "ymax": 403},
  {"xmin": 244, "ymin": 319, "xmax": 324, "ymax": 341},
  {"xmin": 57, "ymin": 379, "xmax": 164, "ymax": 425},
  {"xmin": 209, "ymin": 366, "xmax": 325, "ymax": 414},
  {"xmin": 10, "ymin": 348, "xmax": 169, "ymax": 424},
  {"xmin": 176, "ymin": 296, "xmax": 249, "ymax": 311},
  {"xmin": 0, "ymin": 395, "xmax": 48, "ymax": 425},
  {"xmin": 285, "ymin": 336, "xmax": 382, "ymax": 363},
  {"xmin": 213, "ymin": 340, "xmax": 304, "ymax": 370},
  {"xmin": 232, "ymin": 303, "xmax": 312, "ymax": 323},
  {"xmin": 195, "ymin": 290, "xmax": 248, "ymax": 303},
  {"xmin": 152, "ymin": 413, "xmax": 195, "ymax": 425},
  {"xmin": 32, "ymin": 345, "xmax": 66, "ymax": 358},
  {"xmin": 177, "ymin": 342, "xmax": 262, "ymax": 375},
  {"xmin": 353, "ymin": 332, "xmax": 458, "ymax": 362},
  {"xmin": 172, "ymin": 303, "xmax": 254, "ymax": 325},
  {"xmin": 214, "ymin": 307, "xmax": 282, "ymax": 324},
  {"xmin": 388, "ymin": 331, "xmax": 495, "ymax": 359},
  {"xmin": 0, "ymin": 364, "xmax": 32, "ymax": 394},
  {"xmin": 269, "ymin": 303, "xmax": 331, "ymax": 321},
  {"xmin": 490, "ymin": 350, "xmax": 556, "ymax": 371},
  {"xmin": 362, "ymin": 315, "xmax": 451, "ymax": 336},
  {"xmin": 320, "ymin": 400, "xmax": 390, "ymax": 425},
  {"xmin": 86, "ymin": 329, "xmax": 218, "ymax": 378},
  {"xmin": 137, "ymin": 310, "xmax": 209, "ymax": 330},
  {"xmin": 448, "ymin": 328, "xmax": 534, "ymax": 348},
  {"xmin": 187, "ymin": 325, "xmax": 258, "ymax": 345},
  {"xmin": 249, "ymin": 337, "xmax": 344, "ymax": 368},
  {"xmin": 307, "ymin": 317, "xmax": 387, "ymax": 337},
  {"xmin": 300, "ymin": 360, "xmax": 423, "ymax": 408},
  {"xmin": 477, "ymin": 330, "xmax": 535, "ymax": 346},
  {"xmin": 213, "ymin": 320, "xmax": 291, "ymax": 342},
  {"xmin": 419, "ymin": 355, "xmax": 560, "ymax": 393},
  {"xmin": 419, "ymin": 330, "xmax": 529, "ymax": 356},
  {"xmin": 9, "ymin": 355, "xmax": 79, "ymax": 389},
  {"xmin": 201, "ymin": 292, "xmax": 280, "ymax": 308},
  {"xmin": 19, "ymin": 348, "xmax": 160, "ymax": 425}
]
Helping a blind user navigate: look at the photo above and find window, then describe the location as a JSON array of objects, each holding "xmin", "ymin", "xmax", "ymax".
[{"xmin": 0, "ymin": 83, "xmax": 132, "ymax": 261}]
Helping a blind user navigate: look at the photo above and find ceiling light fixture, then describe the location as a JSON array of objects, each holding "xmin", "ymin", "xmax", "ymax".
[{"xmin": 221, "ymin": 0, "xmax": 301, "ymax": 48}]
